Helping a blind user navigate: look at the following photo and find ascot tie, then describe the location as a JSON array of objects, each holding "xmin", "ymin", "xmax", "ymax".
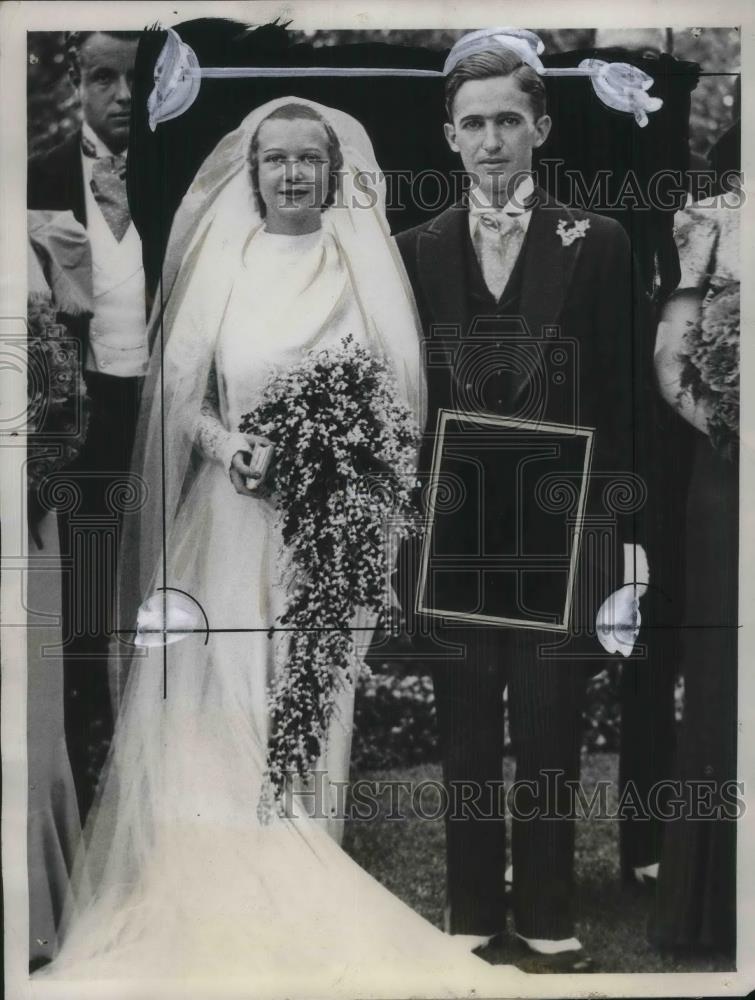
[
  {"xmin": 470, "ymin": 207, "xmax": 527, "ymax": 301},
  {"xmin": 82, "ymin": 135, "xmax": 131, "ymax": 242}
]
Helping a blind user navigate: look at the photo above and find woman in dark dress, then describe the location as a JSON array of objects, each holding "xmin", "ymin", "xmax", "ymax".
[
  {"xmin": 652, "ymin": 197, "xmax": 740, "ymax": 957},
  {"xmin": 26, "ymin": 209, "xmax": 92, "ymax": 969}
]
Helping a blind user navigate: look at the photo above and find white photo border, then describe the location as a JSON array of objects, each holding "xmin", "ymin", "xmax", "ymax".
[{"xmin": 2, "ymin": 3, "xmax": 753, "ymax": 999}]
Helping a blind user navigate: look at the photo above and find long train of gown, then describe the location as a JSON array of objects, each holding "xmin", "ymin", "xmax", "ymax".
[
  {"xmin": 35, "ymin": 462, "xmax": 519, "ymax": 995},
  {"xmin": 36, "ymin": 229, "xmax": 520, "ymax": 994}
]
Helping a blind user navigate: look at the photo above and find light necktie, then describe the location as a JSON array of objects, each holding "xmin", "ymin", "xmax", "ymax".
[
  {"xmin": 471, "ymin": 208, "xmax": 526, "ymax": 300},
  {"xmin": 82, "ymin": 135, "xmax": 131, "ymax": 242}
]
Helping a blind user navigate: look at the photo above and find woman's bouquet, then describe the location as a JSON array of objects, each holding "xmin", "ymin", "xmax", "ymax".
[
  {"xmin": 239, "ymin": 335, "xmax": 420, "ymax": 812},
  {"xmin": 27, "ymin": 296, "xmax": 89, "ymax": 492},
  {"xmin": 679, "ymin": 280, "xmax": 739, "ymax": 460}
]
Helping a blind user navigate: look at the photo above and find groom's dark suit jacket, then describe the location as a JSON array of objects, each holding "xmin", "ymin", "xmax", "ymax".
[{"xmin": 396, "ymin": 186, "xmax": 651, "ymax": 629}]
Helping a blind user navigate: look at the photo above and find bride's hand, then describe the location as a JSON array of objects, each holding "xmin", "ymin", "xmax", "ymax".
[
  {"xmin": 229, "ymin": 436, "xmax": 273, "ymax": 497},
  {"xmin": 229, "ymin": 450, "xmax": 258, "ymax": 496}
]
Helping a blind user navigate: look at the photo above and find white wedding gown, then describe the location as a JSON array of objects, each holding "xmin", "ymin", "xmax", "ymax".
[{"xmin": 38, "ymin": 228, "xmax": 518, "ymax": 997}]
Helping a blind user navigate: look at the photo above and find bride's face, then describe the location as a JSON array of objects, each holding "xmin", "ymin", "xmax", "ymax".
[{"xmin": 256, "ymin": 118, "xmax": 332, "ymax": 234}]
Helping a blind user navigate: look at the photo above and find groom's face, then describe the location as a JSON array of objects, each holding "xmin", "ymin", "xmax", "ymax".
[{"xmin": 444, "ymin": 75, "xmax": 551, "ymax": 203}]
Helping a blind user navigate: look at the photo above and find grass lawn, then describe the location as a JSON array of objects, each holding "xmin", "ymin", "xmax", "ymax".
[{"xmin": 342, "ymin": 753, "xmax": 734, "ymax": 974}]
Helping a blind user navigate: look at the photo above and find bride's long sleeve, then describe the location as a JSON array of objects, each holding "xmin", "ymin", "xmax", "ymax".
[{"xmin": 194, "ymin": 362, "xmax": 250, "ymax": 471}]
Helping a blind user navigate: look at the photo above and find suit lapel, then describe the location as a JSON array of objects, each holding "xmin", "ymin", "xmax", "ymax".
[
  {"xmin": 518, "ymin": 186, "xmax": 583, "ymax": 337},
  {"xmin": 416, "ymin": 203, "xmax": 469, "ymax": 349},
  {"xmin": 417, "ymin": 190, "xmax": 585, "ymax": 341},
  {"xmin": 73, "ymin": 136, "xmax": 88, "ymax": 227}
]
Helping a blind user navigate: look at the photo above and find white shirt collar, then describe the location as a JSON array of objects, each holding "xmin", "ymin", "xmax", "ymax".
[
  {"xmin": 82, "ymin": 120, "xmax": 118, "ymax": 158},
  {"xmin": 468, "ymin": 173, "xmax": 535, "ymax": 236}
]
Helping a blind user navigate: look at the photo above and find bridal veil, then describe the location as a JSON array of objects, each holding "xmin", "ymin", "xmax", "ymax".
[
  {"xmin": 113, "ymin": 97, "xmax": 427, "ymax": 701},
  {"xmin": 47, "ymin": 98, "xmax": 430, "ymax": 975}
]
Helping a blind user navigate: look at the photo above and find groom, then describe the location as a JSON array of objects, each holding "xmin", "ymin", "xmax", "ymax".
[{"xmin": 396, "ymin": 32, "xmax": 649, "ymax": 971}]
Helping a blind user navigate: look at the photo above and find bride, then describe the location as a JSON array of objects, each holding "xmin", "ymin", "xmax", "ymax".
[{"xmin": 37, "ymin": 99, "xmax": 516, "ymax": 995}]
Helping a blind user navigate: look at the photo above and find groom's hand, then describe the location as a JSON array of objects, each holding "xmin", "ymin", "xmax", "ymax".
[
  {"xmin": 596, "ymin": 543, "xmax": 649, "ymax": 656},
  {"xmin": 596, "ymin": 583, "xmax": 647, "ymax": 657}
]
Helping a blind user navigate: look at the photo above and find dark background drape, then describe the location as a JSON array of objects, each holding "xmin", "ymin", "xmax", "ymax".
[{"xmin": 125, "ymin": 20, "xmax": 700, "ymax": 303}]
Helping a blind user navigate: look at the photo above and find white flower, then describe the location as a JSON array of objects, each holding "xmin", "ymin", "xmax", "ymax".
[
  {"xmin": 556, "ymin": 218, "xmax": 590, "ymax": 246},
  {"xmin": 243, "ymin": 335, "xmax": 420, "ymax": 809}
]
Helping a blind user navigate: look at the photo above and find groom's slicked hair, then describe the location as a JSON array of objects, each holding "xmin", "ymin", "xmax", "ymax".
[
  {"xmin": 444, "ymin": 49, "xmax": 547, "ymax": 122},
  {"xmin": 248, "ymin": 103, "xmax": 344, "ymax": 217}
]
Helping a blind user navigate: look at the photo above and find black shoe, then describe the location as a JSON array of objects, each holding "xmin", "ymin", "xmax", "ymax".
[
  {"xmin": 512, "ymin": 937, "xmax": 596, "ymax": 974},
  {"xmin": 472, "ymin": 932, "xmax": 512, "ymax": 966}
]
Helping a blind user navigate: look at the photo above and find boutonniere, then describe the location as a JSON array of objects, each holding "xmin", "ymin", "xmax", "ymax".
[{"xmin": 556, "ymin": 218, "xmax": 590, "ymax": 247}]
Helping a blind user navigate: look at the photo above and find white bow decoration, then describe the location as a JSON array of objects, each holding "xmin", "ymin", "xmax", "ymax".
[
  {"xmin": 146, "ymin": 25, "xmax": 663, "ymax": 131},
  {"xmin": 442, "ymin": 27, "xmax": 547, "ymax": 75},
  {"xmin": 579, "ymin": 58, "xmax": 664, "ymax": 127}
]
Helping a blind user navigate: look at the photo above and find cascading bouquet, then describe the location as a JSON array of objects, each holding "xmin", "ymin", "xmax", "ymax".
[
  {"xmin": 238, "ymin": 335, "xmax": 420, "ymax": 816},
  {"xmin": 678, "ymin": 280, "xmax": 739, "ymax": 460}
]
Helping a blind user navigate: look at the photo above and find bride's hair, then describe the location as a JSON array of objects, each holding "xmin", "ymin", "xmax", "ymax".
[{"xmin": 247, "ymin": 103, "xmax": 344, "ymax": 217}]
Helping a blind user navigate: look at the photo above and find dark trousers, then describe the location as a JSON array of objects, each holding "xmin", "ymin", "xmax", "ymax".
[
  {"xmin": 618, "ymin": 452, "xmax": 688, "ymax": 877},
  {"xmin": 57, "ymin": 371, "xmax": 142, "ymax": 821},
  {"xmin": 618, "ymin": 636, "xmax": 677, "ymax": 877},
  {"xmin": 431, "ymin": 626, "xmax": 587, "ymax": 940}
]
